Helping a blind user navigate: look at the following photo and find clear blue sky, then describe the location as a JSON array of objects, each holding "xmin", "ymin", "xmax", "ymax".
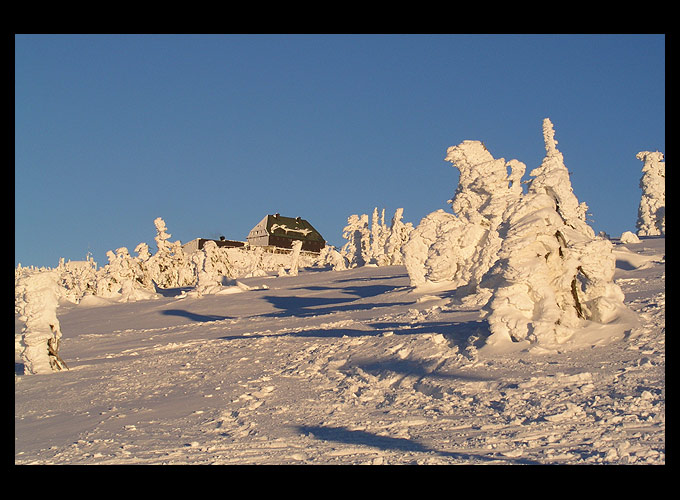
[{"xmin": 15, "ymin": 34, "xmax": 665, "ymax": 268}]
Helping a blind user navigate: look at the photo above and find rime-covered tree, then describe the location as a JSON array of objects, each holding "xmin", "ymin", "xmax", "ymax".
[
  {"xmin": 370, "ymin": 207, "xmax": 389, "ymax": 265},
  {"xmin": 321, "ymin": 245, "xmax": 348, "ymax": 271},
  {"xmin": 56, "ymin": 254, "xmax": 98, "ymax": 302},
  {"xmin": 484, "ymin": 119, "xmax": 628, "ymax": 347},
  {"xmin": 192, "ymin": 240, "xmax": 224, "ymax": 296},
  {"xmin": 16, "ymin": 271, "xmax": 68, "ymax": 374},
  {"xmin": 134, "ymin": 242, "xmax": 156, "ymax": 290},
  {"xmin": 146, "ymin": 217, "xmax": 194, "ymax": 288},
  {"xmin": 341, "ymin": 214, "xmax": 370, "ymax": 268},
  {"xmin": 529, "ymin": 119, "xmax": 593, "ymax": 238},
  {"xmin": 97, "ymin": 247, "xmax": 157, "ymax": 302},
  {"xmin": 636, "ymin": 150, "xmax": 665, "ymax": 236},
  {"xmin": 148, "ymin": 217, "xmax": 175, "ymax": 287},
  {"xmin": 383, "ymin": 208, "xmax": 413, "ymax": 265},
  {"xmin": 403, "ymin": 140, "xmax": 524, "ymax": 289},
  {"xmin": 288, "ymin": 240, "xmax": 304, "ymax": 276}
]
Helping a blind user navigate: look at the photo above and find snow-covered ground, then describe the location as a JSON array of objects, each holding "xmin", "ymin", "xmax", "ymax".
[{"xmin": 14, "ymin": 236, "xmax": 664, "ymax": 465}]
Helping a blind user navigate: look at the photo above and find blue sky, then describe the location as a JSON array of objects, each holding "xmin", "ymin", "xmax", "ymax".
[{"xmin": 15, "ymin": 34, "xmax": 665, "ymax": 268}]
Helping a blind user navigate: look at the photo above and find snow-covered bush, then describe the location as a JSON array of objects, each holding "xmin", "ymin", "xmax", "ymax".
[
  {"xmin": 636, "ymin": 150, "xmax": 665, "ymax": 236},
  {"xmin": 403, "ymin": 140, "xmax": 524, "ymax": 290},
  {"xmin": 16, "ymin": 271, "xmax": 68, "ymax": 374},
  {"xmin": 484, "ymin": 119, "xmax": 628, "ymax": 347}
]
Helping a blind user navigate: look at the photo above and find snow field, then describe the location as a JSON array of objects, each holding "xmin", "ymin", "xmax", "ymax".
[{"xmin": 15, "ymin": 237, "xmax": 664, "ymax": 464}]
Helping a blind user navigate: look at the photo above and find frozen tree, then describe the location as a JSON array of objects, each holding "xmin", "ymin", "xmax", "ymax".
[
  {"xmin": 97, "ymin": 247, "xmax": 158, "ymax": 302},
  {"xmin": 370, "ymin": 208, "xmax": 390, "ymax": 265},
  {"xmin": 148, "ymin": 217, "xmax": 176, "ymax": 288},
  {"xmin": 403, "ymin": 140, "xmax": 524, "ymax": 289},
  {"xmin": 529, "ymin": 119, "xmax": 593, "ymax": 238},
  {"xmin": 134, "ymin": 242, "xmax": 156, "ymax": 291},
  {"xmin": 170, "ymin": 240, "xmax": 197, "ymax": 287},
  {"xmin": 484, "ymin": 119, "xmax": 628, "ymax": 347},
  {"xmin": 341, "ymin": 214, "xmax": 370, "ymax": 268},
  {"xmin": 383, "ymin": 208, "xmax": 413, "ymax": 265},
  {"xmin": 244, "ymin": 246, "xmax": 268, "ymax": 277},
  {"xmin": 56, "ymin": 254, "xmax": 98, "ymax": 302},
  {"xmin": 96, "ymin": 250, "xmax": 124, "ymax": 298},
  {"xmin": 16, "ymin": 271, "xmax": 68, "ymax": 374},
  {"xmin": 635, "ymin": 150, "xmax": 665, "ymax": 236},
  {"xmin": 145, "ymin": 217, "xmax": 195, "ymax": 288},
  {"xmin": 288, "ymin": 240, "xmax": 304, "ymax": 276},
  {"xmin": 114, "ymin": 247, "xmax": 139, "ymax": 302},
  {"xmin": 320, "ymin": 245, "xmax": 348, "ymax": 271},
  {"xmin": 192, "ymin": 241, "xmax": 224, "ymax": 296},
  {"xmin": 341, "ymin": 208, "xmax": 413, "ymax": 268}
]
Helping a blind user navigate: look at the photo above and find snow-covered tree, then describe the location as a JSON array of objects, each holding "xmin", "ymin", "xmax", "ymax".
[
  {"xmin": 56, "ymin": 254, "xmax": 98, "ymax": 302},
  {"xmin": 320, "ymin": 245, "xmax": 348, "ymax": 271},
  {"xmin": 341, "ymin": 214, "xmax": 370, "ymax": 268},
  {"xmin": 146, "ymin": 217, "xmax": 195, "ymax": 288},
  {"xmin": 288, "ymin": 240, "xmax": 304, "ymax": 276},
  {"xmin": 16, "ymin": 271, "xmax": 68, "ymax": 374},
  {"xmin": 529, "ymin": 119, "xmax": 593, "ymax": 239},
  {"xmin": 383, "ymin": 208, "xmax": 413, "ymax": 265},
  {"xmin": 244, "ymin": 246, "xmax": 268, "ymax": 277},
  {"xmin": 403, "ymin": 140, "xmax": 524, "ymax": 289},
  {"xmin": 96, "ymin": 247, "xmax": 158, "ymax": 302},
  {"xmin": 636, "ymin": 150, "xmax": 665, "ymax": 236},
  {"xmin": 95, "ymin": 250, "xmax": 124, "ymax": 298},
  {"xmin": 148, "ymin": 217, "xmax": 176, "ymax": 288},
  {"xmin": 484, "ymin": 119, "xmax": 628, "ymax": 347},
  {"xmin": 192, "ymin": 241, "xmax": 224, "ymax": 296},
  {"xmin": 170, "ymin": 240, "xmax": 198, "ymax": 287},
  {"xmin": 113, "ymin": 247, "xmax": 138, "ymax": 302},
  {"xmin": 370, "ymin": 208, "xmax": 390, "ymax": 265},
  {"xmin": 133, "ymin": 242, "xmax": 156, "ymax": 291},
  {"xmin": 342, "ymin": 208, "xmax": 413, "ymax": 268}
]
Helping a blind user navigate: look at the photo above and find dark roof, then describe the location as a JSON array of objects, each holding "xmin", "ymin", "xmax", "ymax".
[
  {"xmin": 250, "ymin": 214, "xmax": 324, "ymax": 242},
  {"xmin": 268, "ymin": 215, "xmax": 323, "ymax": 241}
]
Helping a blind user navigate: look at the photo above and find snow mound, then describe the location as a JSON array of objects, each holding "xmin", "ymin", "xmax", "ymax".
[{"xmin": 620, "ymin": 231, "xmax": 640, "ymax": 244}]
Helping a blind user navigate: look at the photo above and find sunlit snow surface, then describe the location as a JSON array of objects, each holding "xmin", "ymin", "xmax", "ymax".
[{"xmin": 15, "ymin": 237, "xmax": 664, "ymax": 465}]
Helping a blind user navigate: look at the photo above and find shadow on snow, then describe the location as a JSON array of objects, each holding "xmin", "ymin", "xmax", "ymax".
[
  {"xmin": 161, "ymin": 309, "xmax": 232, "ymax": 322},
  {"xmin": 217, "ymin": 318, "xmax": 491, "ymax": 351},
  {"xmin": 295, "ymin": 424, "xmax": 540, "ymax": 464}
]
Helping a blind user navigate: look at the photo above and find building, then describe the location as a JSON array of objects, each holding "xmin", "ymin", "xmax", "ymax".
[
  {"xmin": 182, "ymin": 236, "xmax": 245, "ymax": 254},
  {"xmin": 247, "ymin": 214, "xmax": 325, "ymax": 253}
]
